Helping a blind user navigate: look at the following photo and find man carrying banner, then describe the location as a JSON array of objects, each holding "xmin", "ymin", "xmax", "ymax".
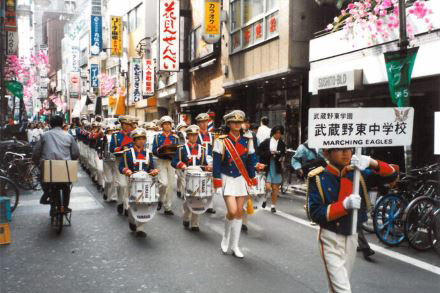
[
  {"xmin": 213, "ymin": 110, "xmax": 264, "ymax": 259},
  {"xmin": 307, "ymin": 148, "xmax": 397, "ymax": 293}
]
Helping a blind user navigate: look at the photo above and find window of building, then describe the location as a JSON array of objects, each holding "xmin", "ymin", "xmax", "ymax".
[
  {"xmin": 128, "ymin": 3, "xmax": 143, "ymax": 33},
  {"xmin": 229, "ymin": 0, "xmax": 279, "ymax": 53}
]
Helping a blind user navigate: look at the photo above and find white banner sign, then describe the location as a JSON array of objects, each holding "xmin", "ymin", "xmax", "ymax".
[
  {"xmin": 143, "ymin": 58, "xmax": 155, "ymax": 96},
  {"xmin": 130, "ymin": 58, "xmax": 142, "ymax": 103},
  {"xmin": 159, "ymin": 0, "xmax": 180, "ymax": 71},
  {"xmin": 70, "ymin": 46, "xmax": 80, "ymax": 72},
  {"xmin": 308, "ymin": 107, "xmax": 414, "ymax": 148},
  {"xmin": 69, "ymin": 72, "xmax": 80, "ymax": 96}
]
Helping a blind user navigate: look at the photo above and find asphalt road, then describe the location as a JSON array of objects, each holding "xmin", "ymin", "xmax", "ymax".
[{"xmin": 1, "ymin": 170, "xmax": 439, "ymax": 293}]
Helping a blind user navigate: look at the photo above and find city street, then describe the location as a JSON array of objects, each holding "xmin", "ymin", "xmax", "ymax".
[{"xmin": 1, "ymin": 169, "xmax": 439, "ymax": 293}]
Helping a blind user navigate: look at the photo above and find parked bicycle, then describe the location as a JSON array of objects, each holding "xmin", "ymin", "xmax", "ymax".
[
  {"xmin": 1, "ymin": 152, "xmax": 40, "ymax": 190},
  {"xmin": 280, "ymin": 149, "xmax": 296, "ymax": 194},
  {"xmin": 0, "ymin": 175, "xmax": 20, "ymax": 213}
]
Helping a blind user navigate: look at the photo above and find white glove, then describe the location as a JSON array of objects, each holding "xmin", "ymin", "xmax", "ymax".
[
  {"xmin": 343, "ymin": 194, "xmax": 361, "ymax": 210},
  {"xmin": 350, "ymin": 155, "xmax": 371, "ymax": 171}
]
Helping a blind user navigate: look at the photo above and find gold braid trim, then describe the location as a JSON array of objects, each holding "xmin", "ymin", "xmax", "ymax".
[{"xmin": 305, "ymin": 169, "xmax": 325, "ymax": 221}]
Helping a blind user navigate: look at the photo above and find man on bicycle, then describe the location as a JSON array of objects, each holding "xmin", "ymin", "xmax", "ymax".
[{"xmin": 33, "ymin": 115, "xmax": 79, "ymax": 215}]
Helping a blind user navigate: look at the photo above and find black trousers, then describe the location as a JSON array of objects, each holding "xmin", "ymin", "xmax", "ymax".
[
  {"xmin": 357, "ymin": 227, "xmax": 371, "ymax": 250},
  {"xmin": 42, "ymin": 182, "xmax": 71, "ymax": 209}
]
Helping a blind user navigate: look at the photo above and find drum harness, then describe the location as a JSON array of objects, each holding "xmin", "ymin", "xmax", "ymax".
[{"xmin": 130, "ymin": 148, "xmax": 152, "ymax": 203}]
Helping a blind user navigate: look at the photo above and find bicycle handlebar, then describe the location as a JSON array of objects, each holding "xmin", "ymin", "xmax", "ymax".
[{"xmin": 4, "ymin": 152, "xmax": 26, "ymax": 159}]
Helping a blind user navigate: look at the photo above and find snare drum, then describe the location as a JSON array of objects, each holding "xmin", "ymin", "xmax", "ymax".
[
  {"xmin": 129, "ymin": 171, "xmax": 159, "ymax": 204},
  {"xmin": 185, "ymin": 170, "xmax": 213, "ymax": 214}
]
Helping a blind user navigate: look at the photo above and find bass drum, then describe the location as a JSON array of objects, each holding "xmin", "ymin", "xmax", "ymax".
[
  {"xmin": 185, "ymin": 168, "xmax": 213, "ymax": 215},
  {"xmin": 128, "ymin": 171, "xmax": 159, "ymax": 223},
  {"xmin": 249, "ymin": 171, "xmax": 267, "ymax": 212}
]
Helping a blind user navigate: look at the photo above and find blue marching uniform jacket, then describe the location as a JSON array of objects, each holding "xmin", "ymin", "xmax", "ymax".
[
  {"xmin": 196, "ymin": 131, "xmax": 213, "ymax": 157},
  {"xmin": 171, "ymin": 143, "xmax": 209, "ymax": 169},
  {"xmin": 212, "ymin": 133, "xmax": 258, "ymax": 189},
  {"xmin": 119, "ymin": 147, "xmax": 155, "ymax": 175},
  {"xmin": 307, "ymin": 162, "xmax": 397, "ymax": 236},
  {"xmin": 152, "ymin": 132, "xmax": 179, "ymax": 159},
  {"xmin": 110, "ymin": 131, "xmax": 133, "ymax": 155}
]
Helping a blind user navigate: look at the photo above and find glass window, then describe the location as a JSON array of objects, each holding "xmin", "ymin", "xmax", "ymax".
[
  {"xmin": 129, "ymin": 10, "xmax": 136, "ymax": 32},
  {"xmin": 266, "ymin": 12, "xmax": 278, "ymax": 38},
  {"xmin": 231, "ymin": 0, "xmax": 241, "ymax": 31},
  {"xmin": 231, "ymin": 31, "xmax": 241, "ymax": 51},
  {"xmin": 243, "ymin": 0, "xmax": 264, "ymax": 24},
  {"xmin": 136, "ymin": 5, "xmax": 144, "ymax": 31},
  {"xmin": 242, "ymin": 25, "xmax": 253, "ymax": 47},
  {"xmin": 267, "ymin": 0, "xmax": 278, "ymax": 11},
  {"xmin": 254, "ymin": 19, "xmax": 264, "ymax": 42}
]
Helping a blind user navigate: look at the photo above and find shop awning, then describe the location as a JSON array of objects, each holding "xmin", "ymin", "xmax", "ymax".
[{"xmin": 180, "ymin": 94, "xmax": 221, "ymax": 108}]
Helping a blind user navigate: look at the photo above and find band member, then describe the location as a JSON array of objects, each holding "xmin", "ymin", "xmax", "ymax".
[
  {"xmin": 213, "ymin": 110, "xmax": 263, "ymax": 258},
  {"xmin": 307, "ymin": 149, "xmax": 397, "ymax": 293},
  {"xmin": 120, "ymin": 128, "xmax": 158, "ymax": 237},
  {"xmin": 196, "ymin": 113, "xmax": 216, "ymax": 214},
  {"xmin": 175, "ymin": 122, "xmax": 187, "ymax": 199},
  {"xmin": 110, "ymin": 116, "xmax": 135, "ymax": 215},
  {"xmin": 88, "ymin": 122, "xmax": 101, "ymax": 183},
  {"xmin": 152, "ymin": 115, "xmax": 179, "ymax": 215},
  {"xmin": 144, "ymin": 122, "xmax": 157, "ymax": 153},
  {"xmin": 102, "ymin": 125, "xmax": 118, "ymax": 202},
  {"xmin": 172, "ymin": 125, "xmax": 212, "ymax": 231}
]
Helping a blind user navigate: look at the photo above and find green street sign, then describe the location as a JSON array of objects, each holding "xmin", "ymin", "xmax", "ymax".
[
  {"xmin": 384, "ymin": 47, "xmax": 419, "ymax": 107},
  {"xmin": 6, "ymin": 81, "xmax": 23, "ymax": 99}
]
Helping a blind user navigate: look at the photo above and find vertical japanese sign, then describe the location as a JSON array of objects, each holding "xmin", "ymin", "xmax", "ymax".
[
  {"xmin": 159, "ymin": 0, "xmax": 180, "ymax": 71},
  {"xmin": 203, "ymin": 0, "xmax": 220, "ymax": 44},
  {"xmin": 90, "ymin": 15, "xmax": 103, "ymax": 56},
  {"xmin": 143, "ymin": 59, "xmax": 155, "ymax": 96},
  {"xmin": 4, "ymin": 0, "xmax": 17, "ymax": 32},
  {"xmin": 90, "ymin": 64, "xmax": 100, "ymax": 89},
  {"xmin": 69, "ymin": 72, "xmax": 80, "ymax": 97},
  {"xmin": 70, "ymin": 46, "xmax": 80, "ymax": 72},
  {"xmin": 130, "ymin": 58, "xmax": 142, "ymax": 103},
  {"xmin": 7, "ymin": 31, "xmax": 18, "ymax": 55},
  {"xmin": 384, "ymin": 47, "xmax": 419, "ymax": 108},
  {"xmin": 110, "ymin": 16, "xmax": 122, "ymax": 57}
]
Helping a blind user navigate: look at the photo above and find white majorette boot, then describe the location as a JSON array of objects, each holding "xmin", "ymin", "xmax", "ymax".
[
  {"xmin": 221, "ymin": 218, "xmax": 233, "ymax": 254},
  {"xmin": 230, "ymin": 219, "xmax": 244, "ymax": 259}
]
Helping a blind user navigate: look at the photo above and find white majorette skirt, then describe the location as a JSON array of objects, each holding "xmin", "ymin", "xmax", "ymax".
[{"xmin": 221, "ymin": 174, "xmax": 248, "ymax": 197}]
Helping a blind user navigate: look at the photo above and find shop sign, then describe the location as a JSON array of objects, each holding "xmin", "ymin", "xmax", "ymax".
[
  {"xmin": 7, "ymin": 31, "xmax": 18, "ymax": 55},
  {"xmin": 312, "ymin": 70, "xmax": 363, "ymax": 95},
  {"xmin": 110, "ymin": 16, "xmax": 122, "ymax": 57},
  {"xmin": 5, "ymin": 0, "xmax": 17, "ymax": 32},
  {"xmin": 90, "ymin": 64, "xmax": 99, "ymax": 89},
  {"xmin": 144, "ymin": 59, "xmax": 155, "ymax": 96},
  {"xmin": 90, "ymin": 15, "xmax": 102, "ymax": 55},
  {"xmin": 69, "ymin": 72, "xmax": 80, "ymax": 96},
  {"xmin": 308, "ymin": 107, "xmax": 414, "ymax": 149},
  {"xmin": 130, "ymin": 58, "xmax": 142, "ymax": 103},
  {"xmin": 384, "ymin": 47, "xmax": 419, "ymax": 107},
  {"xmin": 159, "ymin": 0, "xmax": 180, "ymax": 71},
  {"xmin": 71, "ymin": 46, "xmax": 80, "ymax": 72},
  {"xmin": 202, "ymin": 0, "xmax": 220, "ymax": 44}
]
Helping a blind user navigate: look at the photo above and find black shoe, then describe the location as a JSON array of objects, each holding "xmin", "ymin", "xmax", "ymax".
[
  {"xmin": 110, "ymin": 200, "xmax": 117, "ymax": 203},
  {"xmin": 164, "ymin": 210, "xmax": 174, "ymax": 216},
  {"xmin": 363, "ymin": 248, "xmax": 375, "ymax": 261},
  {"xmin": 124, "ymin": 209, "xmax": 128, "ymax": 217},
  {"xmin": 271, "ymin": 207, "xmax": 277, "ymax": 213},
  {"xmin": 135, "ymin": 231, "xmax": 147, "ymax": 238},
  {"xmin": 241, "ymin": 224, "xmax": 248, "ymax": 232},
  {"xmin": 157, "ymin": 202, "xmax": 162, "ymax": 211},
  {"xmin": 64, "ymin": 207, "xmax": 72, "ymax": 213},
  {"xmin": 206, "ymin": 208, "xmax": 216, "ymax": 214},
  {"xmin": 190, "ymin": 226, "xmax": 200, "ymax": 232},
  {"xmin": 129, "ymin": 222, "xmax": 136, "ymax": 232},
  {"xmin": 117, "ymin": 204, "xmax": 123, "ymax": 215},
  {"xmin": 177, "ymin": 191, "xmax": 182, "ymax": 198},
  {"xmin": 103, "ymin": 193, "xmax": 108, "ymax": 201},
  {"xmin": 262, "ymin": 201, "xmax": 267, "ymax": 209},
  {"xmin": 40, "ymin": 193, "xmax": 50, "ymax": 205},
  {"xmin": 183, "ymin": 221, "xmax": 190, "ymax": 229}
]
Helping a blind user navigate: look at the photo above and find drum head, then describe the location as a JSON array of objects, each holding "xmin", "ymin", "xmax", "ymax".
[
  {"xmin": 186, "ymin": 196, "xmax": 213, "ymax": 215},
  {"xmin": 129, "ymin": 202, "xmax": 158, "ymax": 223}
]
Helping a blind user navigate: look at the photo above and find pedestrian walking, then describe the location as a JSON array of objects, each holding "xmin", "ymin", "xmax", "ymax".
[
  {"xmin": 291, "ymin": 129, "xmax": 326, "ymax": 179},
  {"xmin": 256, "ymin": 116, "xmax": 271, "ymax": 146}
]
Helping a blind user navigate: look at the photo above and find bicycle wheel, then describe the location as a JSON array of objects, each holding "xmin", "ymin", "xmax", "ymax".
[
  {"xmin": 432, "ymin": 209, "xmax": 440, "ymax": 255},
  {"xmin": 373, "ymin": 194, "xmax": 405, "ymax": 246},
  {"xmin": 52, "ymin": 209, "xmax": 64, "ymax": 235},
  {"xmin": 0, "ymin": 176, "xmax": 20, "ymax": 212},
  {"xmin": 403, "ymin": 196, "xmax": 434, "ymax": 251}
]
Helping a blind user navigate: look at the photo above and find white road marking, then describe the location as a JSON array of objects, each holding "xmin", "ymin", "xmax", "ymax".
[{"xmin": 269, "ymin": 208, "xmax": 440, "ymax": 276}]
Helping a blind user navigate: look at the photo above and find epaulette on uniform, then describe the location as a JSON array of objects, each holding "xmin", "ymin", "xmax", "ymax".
[
  {"xmin": 308, "ymin": 166, "xmax": 325, "ymax": 178},
  {"xmin": 218, "ymin": 134, "xmax": 228, "ymax": 139}
]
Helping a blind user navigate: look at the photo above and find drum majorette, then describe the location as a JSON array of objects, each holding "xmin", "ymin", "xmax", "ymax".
[
  {"xmin": 171, "ymin": 125, "xmax": 212, "ymax": 231},
  {"xmin": 110, "ymin": 115, "xmax": 135, "ymax": 216},
  {"xmin": 213, "ymin": 110, "xmax": 264, "ymax": 258},
  {"xmin": 196, "ymin": 113, "xmax": 216, "ymax": 214},
  {"xmin": 152, "ymin": 116, "xmax": 179, "ymax": 215},
  {"xmin": 119, "ymin": 128, "xmax": 159, "ymax": 237}
]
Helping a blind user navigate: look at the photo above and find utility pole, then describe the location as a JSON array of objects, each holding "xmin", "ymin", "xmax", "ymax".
[
  {"xmin": 398, "ymin": 0, "xmax": 409, "ymax": 50},
  {"xmin": 0, "ymin": 1, "xmax": 6, "ymax": 138}
]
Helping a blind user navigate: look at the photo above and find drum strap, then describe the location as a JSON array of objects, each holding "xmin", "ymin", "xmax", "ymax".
[
  {"xmin": 223, "ymin": 138, "xmax": 253, "ymax": 187},
  {"xmin": 131, "ymin": 148, "xmax": 150, "ymax": 171}
]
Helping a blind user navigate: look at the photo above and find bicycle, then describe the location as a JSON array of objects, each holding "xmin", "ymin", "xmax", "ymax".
[
  {"xmin": 2, "ymin": 152, "xmax": 40, "ymax": 190},
  {"xmin": 280, "ymin": 149, "xmax": 295, "ymax": 194},
  {"xmin": 0, "ymin": 176, "xmax": 20, "ymax": 213},
  {"xmin": 48, "ymin": 183, "xmax": 72, "ymax": 234}
]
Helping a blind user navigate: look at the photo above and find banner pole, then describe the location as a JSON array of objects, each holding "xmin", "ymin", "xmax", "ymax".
[{"xmin": 351, "ymin": 147, "xmax": 362, "ymax": 235}]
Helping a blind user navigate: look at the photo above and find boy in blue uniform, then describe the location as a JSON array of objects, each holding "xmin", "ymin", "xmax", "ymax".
[
  {"xmin": 196, "ymin": 113, "xmax": 216, "ymax": 214},
  {"xmin": 172, "ymin": 125, "xmax": 212, "ymax": 231},
  {"xmin": 152, "ymin": 115, "xmax": 179, "ymax": 215},
  {"xmin": 307, "ymin": 148, "xmax": 397, "ymax": 293},
  {"xmin": 110, "ymin": 116, "xmax": 135, "ymax": 215},
  {"xmin": 120, "ymin": 128, "xmax": 158, "ymax": 237}
]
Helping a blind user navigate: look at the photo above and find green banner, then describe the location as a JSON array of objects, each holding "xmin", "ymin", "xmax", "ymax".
[
  {"xmin": 384, "ymin": 47, "xmax": 419, "ymax": 107},
  {"xmin": 5, "ymin": 81, "xmax": 23, "ymax": 99}
]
